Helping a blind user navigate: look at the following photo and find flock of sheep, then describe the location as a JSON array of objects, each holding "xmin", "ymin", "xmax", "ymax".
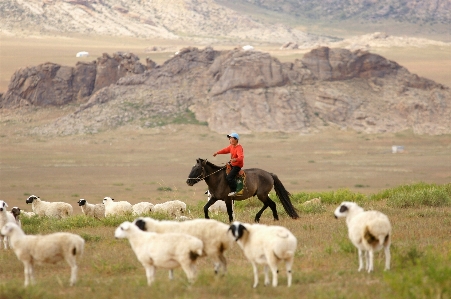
[{"xmin": 0, "ymin": 195, "xmax": 392, "ymax": 288}]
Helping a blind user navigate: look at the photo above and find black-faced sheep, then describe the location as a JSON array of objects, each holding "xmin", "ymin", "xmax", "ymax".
[
  {"xmin": 77, "ymin": 199, "xmax": 105, "ymax": 219},
  {"xmin": 25, "ymin": 195, "xmax": 73, "ymax": 218},
  {"xmin": 228, "ymin": 221, "xmax": 297, "ymax": 287},
  {"xmin": 334, "ymin": 201, "xmax": 392, "ymax": 273},
  {"xmin": 133, "ymin": 217, "xmax": 232, "ymax": 275}
]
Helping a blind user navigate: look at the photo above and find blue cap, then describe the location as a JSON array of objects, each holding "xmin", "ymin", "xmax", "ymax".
[{"xmin": 227, "ymin": 132, "xmax": 239, "ymax": 140}]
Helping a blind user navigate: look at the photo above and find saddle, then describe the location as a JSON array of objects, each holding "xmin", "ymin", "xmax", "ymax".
[{"xmin": 226, "ymin": 164, "xmax": 246, "ymax": 196}]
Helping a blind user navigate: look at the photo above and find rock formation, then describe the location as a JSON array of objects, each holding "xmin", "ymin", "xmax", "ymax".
[{"xmin": 1, "ymin": 47, "xmax": 450, "ymax": 136}]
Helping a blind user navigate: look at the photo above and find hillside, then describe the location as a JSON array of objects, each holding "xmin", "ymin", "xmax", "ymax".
[
  {"xmin": 1, "ymin": 0, "xmax": 450, "ymax": 42},
  {"xmin": 219, "ymin": 0, "xmax": 451, "ymax": 40},
  {"xmin": 0, "ymin": 0, "xmax": 332, "ymax": 44}
]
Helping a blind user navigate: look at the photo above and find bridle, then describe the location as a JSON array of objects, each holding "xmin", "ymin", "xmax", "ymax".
[{"xmin": 187, "ymin": 162, "xmax": 226, "ymax": 183}]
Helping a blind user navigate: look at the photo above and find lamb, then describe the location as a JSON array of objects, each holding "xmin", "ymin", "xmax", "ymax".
[
  {"xmin": 102, "ymin": 197, "xmax": 133, "ymax": 217},
  {"xmin": 133, "ymin": 217, "xmax": 232, "ymax": 275},
  {"xmin": 25, "ymin": 195, "xmax": 73, "ymax": 218},
  {"xmin": 114, "ymin": 221, "xmax": 203, "ymax": 286},
  {"xmin": 151, "ymin": 200, "xmax": 186, "ymax": 218},
  {"xmin": 228, "ymin": 221, "xmax": 297, "ymax": 288},
  {"xmin": 334, "ymin": 201, "xmax": 392, "ymax": 273},
  {"xmin": 132, "ymin": 202, "xmax": 154, "ymax": 216},
  {"xmin": 0, "ymin": 222, "xmax": 84, "ymax": 286},
  {"xmin": 0, "ymin": 200, "xmax": 16, "ymax": 249},
  {"xmin": 77, "ymin": 199, "xmax": 105, "ymax": 219},
  {"xmin": 205, "ymin": 190, "xmax": 234, "ymax": 216}
]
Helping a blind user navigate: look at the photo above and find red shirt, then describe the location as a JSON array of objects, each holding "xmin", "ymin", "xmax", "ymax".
[{"xmin": 216, "ymin": 144, "xmax": 244, "ymax": 168}]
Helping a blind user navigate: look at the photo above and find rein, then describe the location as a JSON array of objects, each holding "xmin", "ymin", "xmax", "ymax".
[{"xmin": 188, "ymin": 164, "xmax": 226, "ymax": 183}]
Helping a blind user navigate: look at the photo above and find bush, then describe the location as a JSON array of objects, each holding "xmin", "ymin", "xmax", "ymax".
[{"xmin": 370, "ymin": 182, "xmax": 451, "ymax": 208}]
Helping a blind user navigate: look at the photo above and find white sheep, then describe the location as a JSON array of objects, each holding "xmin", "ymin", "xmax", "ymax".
[
  {"xmin": 228, "ymin": 221, "xmax": 297, "ymax": 288},
  {"xmin": 334, "ymin": 201, "xmax": 392, "ymax": 273},
  {"xmin": 151, "ymin": 200, "xmax": 186, "ymax": 218},
  {"xmin": 133, "ymin": 217, "xmax": 232, "ymax": 275},
  {"xmin": 77, "ymin": 199, "xmax": 105, "ymax": 219},
  {"xmin": 102, "ymin": 197, "xmax": 133, "ymax": 217},
  {"xmin": 0, "ymin": 222, "xmax": 84, "ymax": 286},
  {"xmin": 25, "ymin": 195, "xmax": 73, "ymax": 218},
  {"xmin": 205, "ymin": 190, "xmax": 235, "ymax": 216},
  {"xmin": 20, "ymin": 210, "xmax": 36, "ymax": 218},
  {"xmin": 114, "ymin": 221, "xmax": 203, "ymax": 286},
  {"xmin": 132, "ymin": 202, "xmax": 154, "ymax": 216},
  {"xmin": 0, "ymin": 200, "xmax": 16, "ymax": 249}
]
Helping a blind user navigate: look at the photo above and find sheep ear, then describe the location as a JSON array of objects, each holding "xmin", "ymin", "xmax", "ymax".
[
  {"xmin": 339, "ymin": 205, "xmax": 348, "ymax": 213},
  {"xmin": 4, "ymin": 202, "xmax": 8, "ymax": 208},
  {"xmin": 134, "ymin": 219, "xmax": 147, "ymax": 231}
]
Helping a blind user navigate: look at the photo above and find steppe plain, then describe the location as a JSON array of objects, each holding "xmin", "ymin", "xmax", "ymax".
[
  {"xmin": 0, "ymin": 34, "xmax": 450, "ymax": 299},
  {"xmin": 1, "ymin": 34, "xmax": 450, "ymax": 209}
]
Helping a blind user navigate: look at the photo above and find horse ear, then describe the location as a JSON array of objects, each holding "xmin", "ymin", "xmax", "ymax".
[{"xmin": 201, "ymin": 159, "xmax": 207, "ymax": 166}]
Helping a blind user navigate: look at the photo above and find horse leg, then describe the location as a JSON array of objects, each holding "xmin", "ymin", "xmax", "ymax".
[
  {"xmin": 203, "ymin": 197, "xmax": 218, "ymax": 219},
  {"xmin": 255, "ymin": 203, "xmax": 269, "ymax": 223},
  {"xmin": 267, "ymin": 197, "xmax": 279, "ymax": 221},
  {"xmin": 225, "ymin": 200, "xmax": 234, "ymax": 222},
  {"xmin": 255, "ymin": 196, "xmax": 279, "ymax": 222}
]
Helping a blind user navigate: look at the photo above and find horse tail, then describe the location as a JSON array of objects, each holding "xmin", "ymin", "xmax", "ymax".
[{"xmin": 271, "ymin": 173, "xmax": 299, "ymax": 219}]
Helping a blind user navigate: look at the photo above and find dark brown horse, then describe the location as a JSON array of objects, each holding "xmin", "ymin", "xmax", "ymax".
[{"xmin": 186, "ymin": 158, "xmax": 299, "ymax": 222}]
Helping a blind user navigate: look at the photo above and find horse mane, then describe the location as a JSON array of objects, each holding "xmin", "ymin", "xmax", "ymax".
[{"xmin": 200, "ymin": 158, "xmax": 224, "ymax": 171}]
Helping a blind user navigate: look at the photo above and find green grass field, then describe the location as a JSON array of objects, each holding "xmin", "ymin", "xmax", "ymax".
[{"xmin": 0, "ymin": 183, "xmax": 450, "ymax": 299}]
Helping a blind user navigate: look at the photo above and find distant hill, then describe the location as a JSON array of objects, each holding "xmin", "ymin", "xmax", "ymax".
[
  {"xmin": 218, "ymin": 0, "xmax": 451, "ymax": 39},
  {"xmin": 1, "ymin": 0, "xmax": 450, "ymax": 42}
]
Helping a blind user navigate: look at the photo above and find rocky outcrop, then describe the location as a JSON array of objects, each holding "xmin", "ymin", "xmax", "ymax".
[
  {"xmin": 0, "ymin": 52, "xmax": 149, "ymax": 108},
  {"xmin": 3, "ymin": 47, "xmax": 450, "ymax": 135}
]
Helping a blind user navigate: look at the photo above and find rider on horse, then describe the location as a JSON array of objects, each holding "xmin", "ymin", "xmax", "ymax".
[{"xmin": 213, "ymin": 132, "xmax": 244, "ymax": 197}]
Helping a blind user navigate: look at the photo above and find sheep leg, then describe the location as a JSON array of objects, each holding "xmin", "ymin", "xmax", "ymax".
[
  {"xmin": 357, "ymin": 249, "xmax": 364, "ymax": 271},
  {"xmin": 168, "ymin": 269, "xmax": 174, "ymax": 280},
  {"xmin": 144, "ymin": 265, "xmax": 155, "ymax": 286},
  {"xmin": 1, "ymin": 236, "xmax": 8, "ymax": 249},
  {"xmin": 217, "ymin": 253, "xmax": 227, "ymax": 275},
  {"xmin": 69, "ymin": 265, "xmax": 78, "ymax": 286},
  {"xmin": 384, "ymin": 245, "xmax": 391, "ymax": 271},
  {"xmin": 367, "ymin": 250, "xmax": 374, "ymax": 273},
  {"xmin": 23, "ymin": 261, "xmax": 34, "ymax": 287},
  {"xmin": 180, "ymin": 261, "xmax": 197, "ymax": 284},
  {"xmin": 264, "ymin": 265, "xmax": 270, "ymax": 286},
  {"xmin": 65, "ymin": 257, "xmax": 78, "ymax": 286},
  {"xmin": 251, "ymin": 262, "xmax": 259, "ymax": 288},
  {"xmin": 286, "ymin": 258, "xmax": 294, "ymax": 287},
  {"xmin": 266, "ymin": 256, "xmax": 279, "ymax": 287}
]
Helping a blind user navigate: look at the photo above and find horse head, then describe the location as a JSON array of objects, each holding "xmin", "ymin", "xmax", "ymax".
[{"xmin": 186, "ymin": 158, "xmax": 207, "ymax": 186}]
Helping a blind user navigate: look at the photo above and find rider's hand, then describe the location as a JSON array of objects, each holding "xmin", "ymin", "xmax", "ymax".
[{"xmin": 213, "ymin": 153, "xmax": 217, "ymax": 157}]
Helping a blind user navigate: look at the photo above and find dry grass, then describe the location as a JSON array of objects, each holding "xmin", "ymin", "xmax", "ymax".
[{"xmin": 0, "ymin": 200, "xmax": 450, "ymax": 299}]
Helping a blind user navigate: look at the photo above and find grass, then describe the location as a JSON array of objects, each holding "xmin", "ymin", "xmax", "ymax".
[{"xmin": 1, "ymin": 183, "xmax": 451, "ymax": 299}]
